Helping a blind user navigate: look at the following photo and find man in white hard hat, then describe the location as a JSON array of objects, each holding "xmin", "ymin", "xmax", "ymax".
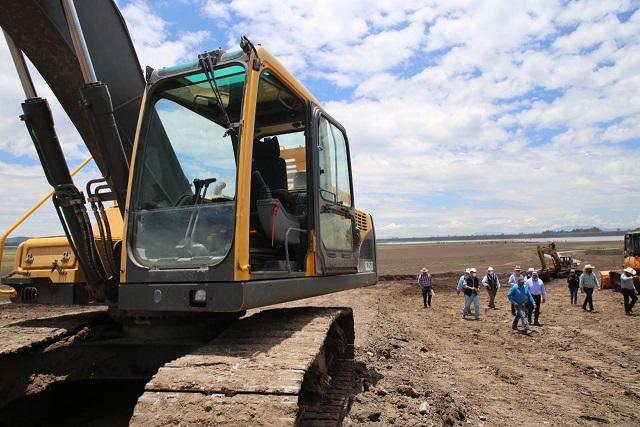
[
  {"xmin": 526, "ymin": 267, "xmax": 535, "ymax": 280},
  {"xmin": 462, "ymin": 267, "xmax": 481, "ymax": 320},
  {"xmin": 508, "ymin": 266, "xmax": 524, "ymax": 315},
  {"xmin": 525, "ymin": 270, "xmax": 547, "ymax": 326},
  {"xmin": 620, "ymin": 267, "xmax": 638, "ymax": 315},
  {"xmin": 457, "ymin": 268, "xmax": 471, "ymax": 316},
  {"xmin": 482, "ymin": 267, "xmax": 500, "ymax": 309},
  {"xmin": 579, "ymin": 264, "xmax": 600, "ymax": 312},
  {"xmin": 417, "ymin": 267, "xmax": 433, "ymax": 308}
]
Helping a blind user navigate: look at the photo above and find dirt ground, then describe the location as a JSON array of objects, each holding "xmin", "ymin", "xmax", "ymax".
[
  {"xmin": 278, "ymin": 278, "xmax": 640, "ymax": 426},
  {"xmin": 377, "ymin": 241, "xmax": 623, "ymax": 276},
  {"xmin": 2, "ymin": 240, "xmax": 636, "ymax": 426},
  {"xmin": 270, "ymin": 240, "xmax": 636, "ymax": 426}
]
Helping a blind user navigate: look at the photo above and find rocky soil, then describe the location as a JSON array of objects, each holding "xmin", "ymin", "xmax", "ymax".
[{"xmin": 276, "ymin": 277, "xmax": 640, "ymax": 426}]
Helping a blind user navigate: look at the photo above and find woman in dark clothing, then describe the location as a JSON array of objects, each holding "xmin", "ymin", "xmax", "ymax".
[{"xmin": 567, "ymin": 269, "xmax": 580, "ymax": 305}]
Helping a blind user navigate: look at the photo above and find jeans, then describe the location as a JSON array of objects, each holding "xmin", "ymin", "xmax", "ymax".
[
  {"xmin": 582, "ymin": 287, "xmax": 595, "ymax": 311},
  {"xmin": 569, "ymin": 287, "xmax": 579, "ymax": 304},
  {"xmin": 422, "ymin": 287, "xmax": 432, "ymax": 307},
  {"xmin": 622, "ymin": 288, "xmax": 638, "ymax": 313},
  {"xmin": 512, "ymin": 304, "xmax": 529, "ymax": 332},
  {"xmin": 464, "ymin": 293, "xmax": 480, "ymax": 319},
  {"xmin": 528, "ymin": 294, "xmax": 542, "ymax": 324}
]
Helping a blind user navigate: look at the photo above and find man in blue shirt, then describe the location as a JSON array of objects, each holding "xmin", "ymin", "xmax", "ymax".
[
  {"xmin": 508, "ymin": 277, "xmax": 536, "ymax": 334},
  {"xmin": 508, "ymin": 266, "xmax": 524, "ymax": 315}
]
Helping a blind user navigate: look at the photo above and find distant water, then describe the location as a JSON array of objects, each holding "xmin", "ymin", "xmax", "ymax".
[{"xmin": 379, "ymin": 235, "xmax": 625, "ymax": 245}]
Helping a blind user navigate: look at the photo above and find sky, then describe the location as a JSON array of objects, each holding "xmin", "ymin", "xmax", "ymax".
[{"xmin": 0, "ymin": 0, "xmax": 639, "ymax": 239}]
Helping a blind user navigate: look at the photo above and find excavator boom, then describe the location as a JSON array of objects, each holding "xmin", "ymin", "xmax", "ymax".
[{"xmin": 0, "ymin": 0, "xmax": 144, "ymax": 172}]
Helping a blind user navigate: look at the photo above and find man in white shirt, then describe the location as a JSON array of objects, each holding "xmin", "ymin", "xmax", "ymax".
[
  {"xmin": 579, "ymin": 264, "xmax": 600, "ymax": 312},
  {"xmin": 620, "ymin": 267, "xmax": 638, "ymax": 315},
  {"xmin": 525, "ymin": 271, "xmax": 547, "ymax": 326}
]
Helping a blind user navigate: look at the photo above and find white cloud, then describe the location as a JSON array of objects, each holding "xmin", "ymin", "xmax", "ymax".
[
  {"xmin": 200, "ymin": 0, "xmax": 640, "ymax": 237},
  {"xmin": 121, "ymin": 0, "xmax": 208, "ymax": 68},
  {"xmin": 203, "ymin": 0, "xmax": 231, "ymax": 20}
]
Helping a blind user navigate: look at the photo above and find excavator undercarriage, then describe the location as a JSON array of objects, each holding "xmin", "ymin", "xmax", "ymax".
[{"xmin": 0, "ymin": 306, "xmax": 357, "ymax": 426}]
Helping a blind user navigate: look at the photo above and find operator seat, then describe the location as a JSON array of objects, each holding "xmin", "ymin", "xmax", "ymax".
[
  {"xmin": 252, "ymin": 171, "xmax": 303, "ymax": 246},
  {"xmin": 252, "ymin": 136, "xmax": 296, "ymax": 209},
  {"xmin": 253, "ymin": 136, "xmax": 287, "ymax": 192}
]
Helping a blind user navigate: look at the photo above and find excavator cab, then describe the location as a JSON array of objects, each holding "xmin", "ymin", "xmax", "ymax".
[
  {"xmin": 624, "ymin": 232, "xmax": 640, "ymax": 259},
  {"xmin": 120, "ymin": 46, "xmax": 377, "ymax": 312},
  {"xmin": 559, "ymin": 256, "xmax": 574, "ymax": 270}
]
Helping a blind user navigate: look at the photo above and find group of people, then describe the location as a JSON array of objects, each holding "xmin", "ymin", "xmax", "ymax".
[{"xmin": 416, "ymin": 263, "xmax": 637, "ymax": 335}]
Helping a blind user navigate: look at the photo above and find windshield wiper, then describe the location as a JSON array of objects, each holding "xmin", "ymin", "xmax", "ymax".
[{"xmin": 198, "ymin": 51, "xmax": 236, "ymax": 137}]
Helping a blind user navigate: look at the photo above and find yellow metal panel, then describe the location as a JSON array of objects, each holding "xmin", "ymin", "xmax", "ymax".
[
  {"xmin": 18, "ymin": 238, "xmax": 77, "ymax": 269},
  {"xmin": 305, "ymin": 229, "xmax": 317, "ymax": 276},
  {"xmin": 0, "ymin": 287, "xmax": 16, "ymax": 297},
  {"xmin": 120, "ymin": 89, "xmax": 147, "ymax": 283},
  {"xmin": 11, "ymin": 237, "xmax": 85, "ymax": 284},
  {"xmin": 91, "ymin": 206, "xmax": 124, "ymax": 241},
  {"xmin": 625, "ymin": 256, "xmax": 640, "ymax": 271},
  {"xmin": 233, "ymin": 56, "xmax": 259, "ymax": 281}
]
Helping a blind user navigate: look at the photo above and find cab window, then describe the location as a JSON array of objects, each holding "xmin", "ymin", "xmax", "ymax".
[{"xmin": 318, "ymin": 117, "xmax": 352, "ymax": 207}]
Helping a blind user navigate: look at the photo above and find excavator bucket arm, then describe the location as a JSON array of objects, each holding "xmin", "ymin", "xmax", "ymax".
[{"xmin": 0, "ymin": 0, "xmax": 144, "ymax": 174}]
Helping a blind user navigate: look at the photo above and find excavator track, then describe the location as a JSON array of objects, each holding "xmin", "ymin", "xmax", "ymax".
[
  {"xmin": 131, "ymin": 307, "xmax": 355, "ymax": 426},
  {"xmin": 0, "ymin": 306, "xmax": 355, "ymax": 425},
  {"xmin": 0, "ymin": 304, "xmax": 107, "ymax": 358}
]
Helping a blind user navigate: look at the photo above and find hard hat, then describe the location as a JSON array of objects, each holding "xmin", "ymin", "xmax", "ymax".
[
  {"xmin": 624, "ymin": 267, "xmax": 636, "ymax": 275},
  {"xmin": 527, "ymin": 267, "xmax": 535, "ymax": 273},
  {"xmin": 465, "ymin": 268, "xmax": 470, "ymax": 274},
  {"xmin": 470, "ymin": 267, "xmax": 477, "ymax": 273},
  {"xmin": 487, "ymin": 267, "xmax": 494, "ymax": 272}
]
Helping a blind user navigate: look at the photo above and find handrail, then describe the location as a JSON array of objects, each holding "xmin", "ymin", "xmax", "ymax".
[{"xmin": 0, "ymin": 155, "xmax": 93, "ymax": 276}]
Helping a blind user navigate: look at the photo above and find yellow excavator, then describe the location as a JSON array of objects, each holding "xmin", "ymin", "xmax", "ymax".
[
  {"xmin": 0, "ymin": 1, "xmax": 376, "ymax": 424},
  {"xmin": 600, "ymin": 231, "xmax": 640, "ymax": 290},
  {"xmin": 536, "ymin": 242, "xmax": 581, "ymax": 281}
]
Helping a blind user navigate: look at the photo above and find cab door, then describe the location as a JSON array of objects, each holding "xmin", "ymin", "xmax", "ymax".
[{"xmin": 311, "ymin": 108, "xmax": 359, "ymax": 274}]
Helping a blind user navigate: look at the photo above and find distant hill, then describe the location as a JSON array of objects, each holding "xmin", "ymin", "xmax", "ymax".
[{"xmin": 380, "ymin": 228, "xmax": 625, "ymax": 243}]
